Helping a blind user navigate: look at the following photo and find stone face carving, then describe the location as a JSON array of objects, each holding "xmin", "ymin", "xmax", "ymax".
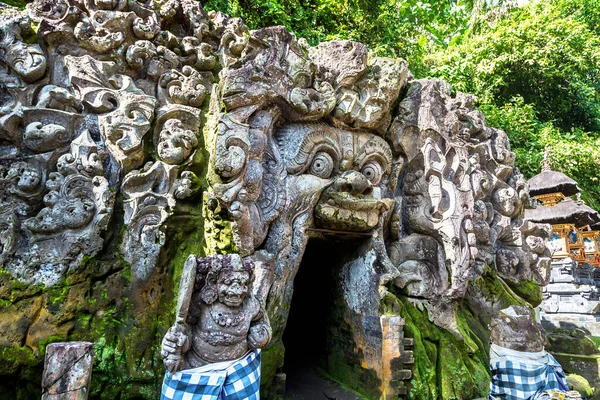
[
  {"xmin": 161, "ymin": 254, "xmax": 272, "ymax": 371},
  {"xmin": 65, "ymin": 55, "xmax": 156, "ymax": 173},
  {"xmin": 121, "ymin": 161, "xmax": 178, "ymax": 280},
  {"xmin": 0, "ymin": 129, "xmax": 114, "ymax": 286},
  {"xmin": 387, "ymin": 79, "xmax": 552, "ymax": 332},
  {"xmin": 1, "ymin": 0, "xmax": 554, "ymax": 397},
  {"xmin": 0, "ymin": 13, "xmax": 46, "ymax": 83},
  {"xmin": 0, "ymin": 0, "xmax": 213, "ymax": 285}
]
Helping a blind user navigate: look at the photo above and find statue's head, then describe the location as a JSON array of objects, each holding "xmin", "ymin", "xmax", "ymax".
[
  {"xmin": 157, "ymin": 119, "xmax": 198, "ymax": 165},
  {"xmin": 276, "ymin": 123, "xmax": 394, "ymax": 232},
  {"xmin": 199, "ymin": 254, "xmax": 255, "ymax": 308}
]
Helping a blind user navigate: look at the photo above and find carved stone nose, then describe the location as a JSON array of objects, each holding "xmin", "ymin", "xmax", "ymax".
[
  {"xmin": 230, "ymin": 285, "xmax": 243, "ymax": 294},
  {"xmin": 334, "ymin": 171, "xmax": 373, "ymax": 195}
]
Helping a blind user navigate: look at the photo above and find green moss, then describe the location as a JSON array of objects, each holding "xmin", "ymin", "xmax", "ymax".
[
  {"xmin": 202, "ymin": 194, "xmax": 236, "ymax": 255},
  {"xmin": 260, "ymin": 339, "xmax": 285, "ymax": 394},
  {"xmin": 505, "ymin": 279, "xmax": 543, "ymax": 307},
  {"xmin": 396, "ymin": 298, "xmax": 490, "ymax": 400},
  {"xmin": 0, "ymin": 346, "xmax": 39, "ymax": 373},
  {"xmin": 438, "ymin": 335, "xmax": 477, "ymax": 399},
  {"xmin": 47, "ymin": 283, "xmax": 70, "ymax": 306},
  {"xmin": 567, "ymin": 374, "xmax": 594, "ymax": 398}
]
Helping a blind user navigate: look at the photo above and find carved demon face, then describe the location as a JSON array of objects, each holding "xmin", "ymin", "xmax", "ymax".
[
  {"xmin": 277, "ymin": 123, "xmax": 394, "ymax": 232},
  {"xmin": 1, "ymin": 17, "xmax": 47, "ymax": 83},
  {"xmin": 199, "ymin": 254, "xmax": 255, "ymax": 308},
  {"xmin": 218, "ymin": 270, "xmax": 251, "ymax": 308}
]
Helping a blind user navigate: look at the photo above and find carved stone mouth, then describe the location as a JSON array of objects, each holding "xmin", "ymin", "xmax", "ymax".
[
  {"xmin": 314, "ymin": 193, "xmax": 393, "ymax": 232},
  {"xmin": 326, "ymin": 195, "xmax": 390, "ymax": 212}
]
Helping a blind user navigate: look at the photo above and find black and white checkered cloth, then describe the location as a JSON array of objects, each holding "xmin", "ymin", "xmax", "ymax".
[
  {"xmin": 489, "ymin": 353, "xmax": 569, "ymax": 399},
  {"xmin": 161, "ymin": 350, "xmax": 261, "ymax": 400}
]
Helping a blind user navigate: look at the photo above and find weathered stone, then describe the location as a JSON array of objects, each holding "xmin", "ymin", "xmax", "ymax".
[
  {"xmin": 161, "ymin": 254, "xmax": 272, "ymax": 371},
  {"xmin": 0, "ymin": 0, "xmax": 554, "ymax": 398},
  {"xmin": 553, "ymin": 353, "xmax": 600, "ymax": 393},
  {"xmin": 547, "ymin": 328, "xmax": 600, "ymax": 356},
  {"xmin": 0, "ymin": 295, "xmax": 43, "ymax": 348},
  {"xmin": 41, "ymin": 342, "xmax": 93, "ymax": 400},
  {"xmin": 489, "ymin": 305, "xmax": 545, "ymax": 352}
]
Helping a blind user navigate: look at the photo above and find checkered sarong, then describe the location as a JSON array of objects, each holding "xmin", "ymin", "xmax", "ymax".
[
  {"xmin": 489, "ymin": 345, "xmax": 569, "ymax": 400},
  {"xmin": 161, "ymin": 350, "xmax": 261, "ymax": 400}
]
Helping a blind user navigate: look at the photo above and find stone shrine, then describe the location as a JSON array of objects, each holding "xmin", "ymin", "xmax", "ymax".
[
  {"xmin": 525, "ymin": 151, "xmax": 600, "ymax": 337},
  {"xmin": 0, "ymin": 1, "xmax": 555, "ymax": 398}
]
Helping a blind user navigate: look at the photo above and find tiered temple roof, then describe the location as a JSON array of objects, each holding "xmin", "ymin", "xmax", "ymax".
[{"xmin": 525, "ymin": 147, "xmax": 600, "ymax": 265}]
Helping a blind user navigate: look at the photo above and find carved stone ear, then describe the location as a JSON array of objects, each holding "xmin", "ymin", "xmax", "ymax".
[{"xmin": 200, "ymin": 284, "xmax": 218, "ymax": 304}]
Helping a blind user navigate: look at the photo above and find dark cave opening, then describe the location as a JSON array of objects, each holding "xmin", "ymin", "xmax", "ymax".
[
  {"xmin": 282, "ymin": 236, "xmax": 366, "ymax": 398},
  {"xmin": 283, "ymin": 237, "xmax": 337, "ymax": 370}
]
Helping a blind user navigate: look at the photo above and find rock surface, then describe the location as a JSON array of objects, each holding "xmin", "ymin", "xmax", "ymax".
[
  {"xmin": 489, "ymin": 305, "xmax": 545, "ymax": 352},
  {"xmin": 42, "ymin": 342, "xmax": 93, "ymax": 400},
  {"xmin": 0, "ymin": 1, "xmax": 552, "ymax": 398},
  {"xmin": 547, "ymin": 328, "xmax": 600, "ymax": 356}
]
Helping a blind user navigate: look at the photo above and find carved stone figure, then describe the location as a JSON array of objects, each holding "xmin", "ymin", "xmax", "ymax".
[
  {"xmin": 161, "ymin": 254, "xmax": 272, "ymax": 371},
  {"xmin": 0, "ymin": 0, "xmax": 211, "ymax": 285},
  {"xmin": 387, "ymin": 79, "xmax": 552, "ymax": 332},
  {"xmin": 0, "ymin": 0, "xmax": 555, "ymax": 398}
]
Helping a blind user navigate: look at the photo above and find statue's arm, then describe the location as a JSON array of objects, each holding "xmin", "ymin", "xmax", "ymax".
[{"xmin": 247, "ymin": 298, "xmax": 272, "ymax": 350}]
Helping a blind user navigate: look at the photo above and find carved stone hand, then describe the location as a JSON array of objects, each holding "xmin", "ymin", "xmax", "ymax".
[
  {"xmin": 247, "ymin": 323, "xmax": 271, "ymax": 350},
  {"xmin": 161, "ymin": 325, "xmax": 190, "ymax": 373}
]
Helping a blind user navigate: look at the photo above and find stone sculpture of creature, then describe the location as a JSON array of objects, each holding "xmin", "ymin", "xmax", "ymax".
[
  {"xmin": 277, "ymin": 122, "xmax": 395, "ymax": 233},
  {"xmin": 387, "ymin": 79, "xmax": 552, "ymax": 332},
  {"xmin": 262, "ymin": 122, "xmax": 396, "ymax": 339},
  {"xmin": 0, "ymin": 14, "xmax": 46, "ymax": 83},
  {"xmin": 161, "ymin": 254, "xmax": 271, "ymax": 370}
]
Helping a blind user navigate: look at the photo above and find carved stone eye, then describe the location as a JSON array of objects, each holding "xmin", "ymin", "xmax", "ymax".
[
  {"xmin": 308, "ymin": 152, "xmax": 334, "ymax": 178},
  {"xmin": 361, "ymin": 161, "xmax": 383, "ymax": 185}
]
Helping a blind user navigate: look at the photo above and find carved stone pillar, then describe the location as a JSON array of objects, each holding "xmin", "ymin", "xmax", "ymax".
[{"xmin": 41, "ymin": 342, "xmax": 94, "ymax": 400}]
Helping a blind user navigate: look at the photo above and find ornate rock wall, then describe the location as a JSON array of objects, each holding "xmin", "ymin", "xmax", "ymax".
[{"xmin": 0, "ymin": 1, "xmax": 551, "ymax": 398}]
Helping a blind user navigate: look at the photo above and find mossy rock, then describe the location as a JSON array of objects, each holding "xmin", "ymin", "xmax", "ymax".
[
  {"xmin": 397, "ymin": 297, "xmax": 490, "ymax": 400},
  {"xmin": 567, "ymin": 374, "xmax": 594, "ymax": 398},
  {"xmin": 547, "ymin": 329, "xmax": 600, "ymax": 356},
  {"xmin": 505, "ymin": 279, "xmax": 543, "ymax": 307}
]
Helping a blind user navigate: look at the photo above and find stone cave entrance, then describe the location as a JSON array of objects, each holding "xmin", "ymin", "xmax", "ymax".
[{"xmin": 282, "ymin": 236, "xmax": 364, "ymax": 399}]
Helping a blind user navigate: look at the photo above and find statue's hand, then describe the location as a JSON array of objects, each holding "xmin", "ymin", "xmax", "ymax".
[
  {"xmin": 247, "ymin": 323, "xmax": 271, "ymax": 349},
  {"xmin": 161, "ymin": 325, "xmax": 189, "ymax": 373}
]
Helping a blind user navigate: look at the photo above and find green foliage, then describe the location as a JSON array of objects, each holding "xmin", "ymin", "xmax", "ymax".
[
  {"xmin": 481, "ymin": 97, "xmax": 600, "ymax": 210},
  {"xmin": 430, "ymin": 2, "xmax": 600, "ymax": 132},
  {"xmin": 203, "ymin": 0, "xmax": 474, "ymax": 77},
  {"xmin": 429, "ymin": 0, "xmax": 600, "ymax": 208},
  {"xmin": 0, "ymin": 0, "xmax": 27, "ymax": 8}
]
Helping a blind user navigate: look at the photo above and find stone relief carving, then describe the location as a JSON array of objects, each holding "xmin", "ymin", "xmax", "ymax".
[
  {"xmin": 161, "ymin": 254, "xmax": 272, "ymax": 371},
  {"xmin": 1, "ymin": 0, "xmax": 213, "ymax": 284},
  {"xmin": 0, "ymin": 13, "xmax": 46, "ymax": 84},
  {"xmin": 387, "ymin": 79, "xmax": 551, "ymax": 332},
  {"xmin": 1, "ymin": 0, "xmax": 553, "ymax": 396}
]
